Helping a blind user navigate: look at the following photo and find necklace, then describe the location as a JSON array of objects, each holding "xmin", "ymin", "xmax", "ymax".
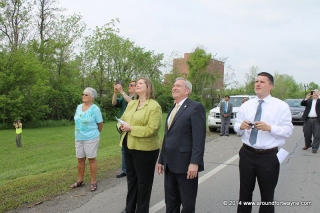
[
  {"xmin": 138, "ymin": 102, "xmax": 144, "ymax": 107},
  {"xmin": 137, "ymin": 100, "xmax": 146, "ymax": 110}
]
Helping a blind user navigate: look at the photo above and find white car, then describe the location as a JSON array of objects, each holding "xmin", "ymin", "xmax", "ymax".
[{"xmin": 207, "ymin": 95, "xmax": 256, "ymax": 132}]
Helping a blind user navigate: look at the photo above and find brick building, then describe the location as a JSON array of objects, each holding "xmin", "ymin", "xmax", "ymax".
[{"xmin": 172, "ymin": 53, "xmax": 224, "ymax": 89}]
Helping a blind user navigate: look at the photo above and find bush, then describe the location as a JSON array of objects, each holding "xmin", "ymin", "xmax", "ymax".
[
  {"xmin": 189, "ymin": 93, "xmax": 202, "ymax": 103},
  {"xmin": 156, "ymin": 94, "xmax": 174, "ymax": 113}
]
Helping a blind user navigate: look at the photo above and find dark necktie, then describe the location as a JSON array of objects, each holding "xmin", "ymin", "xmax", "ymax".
[{"xmin": 249, "ymin": 100, "xmax": 263, "ymax": 145}]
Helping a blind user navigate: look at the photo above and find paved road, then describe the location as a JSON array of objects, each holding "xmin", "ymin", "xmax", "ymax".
[{"xmin": 68, "ymin": 125, "xmax": 320, "ymax": 213}]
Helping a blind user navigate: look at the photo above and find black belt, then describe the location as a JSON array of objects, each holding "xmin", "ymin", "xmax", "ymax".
[
  {"xmin": 243, "ymin": 143, "xmax": 278, "ymax": 154},
  {"xmin": 308, "ymin": 117, "xmax": 317, "ymax": 119}
]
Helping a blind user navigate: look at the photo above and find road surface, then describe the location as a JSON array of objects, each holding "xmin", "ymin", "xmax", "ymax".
[{"xmin": 66, "ymin": 125, "xmax": 319, "ymax": 213}]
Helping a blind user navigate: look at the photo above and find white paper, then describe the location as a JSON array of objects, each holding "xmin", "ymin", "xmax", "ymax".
[
  {"xmin": 115, "ymin": 116, "xmax": 125, "ymax": 125},
  {"xmin": 277, "ymin": 148, "xmax": 289, "ymax": 164}
]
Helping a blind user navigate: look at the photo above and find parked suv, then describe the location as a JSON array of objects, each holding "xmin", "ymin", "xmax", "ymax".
[
  {"xmin": 284, "ymin": 99, "xmax": 305, "ymax": 124},
  {"xmin": 207, "ymin": 95, "xmax": 256, "ymax": 132}
]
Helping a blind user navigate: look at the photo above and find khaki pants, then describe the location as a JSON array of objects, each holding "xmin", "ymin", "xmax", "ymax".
[{"xmin": 16, "ymin": 134, "xmax": 22, "ymax": 147}]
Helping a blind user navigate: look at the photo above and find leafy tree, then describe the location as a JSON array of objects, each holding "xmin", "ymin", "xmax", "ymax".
[
  {"xmin": 81, "ymin": 19, "xmax": 164, "ymax": 99},
  {"xmin": 187, "ymin": 47, "xmax": 212, "ymax": 96},
  {"xmin": 308, "ymin": 82, "xmax": 319, "ymax": 91},
  {"xmin": 34, "ymin": 0, "xmax": 65, "ymax": 62},
  {"xmin": 243, "ymin": 66, "xmax": 259, "ymax": 94},
  {"xmin": 31, "ymin": 1, "xmax": 86, "ymax": 120},
  {"xmin": 272, "ymin": 73, "xmax": 301, "ymax": 100},
  {"xmin": 0, "ymin": 0, "xmax": 34, "ymax": 50},
  {"xmin": 0, "ymin": 49, "xmax": 50, "ymax": 124}
]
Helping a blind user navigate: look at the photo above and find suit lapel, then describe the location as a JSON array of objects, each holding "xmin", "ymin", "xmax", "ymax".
[
  {"xmin": 165, "ymin": 104, "xmax": 176, "ymax": 132},
  {"xmin": 169, "ymin": 99, "xmax": 191, "ymax": 130}
]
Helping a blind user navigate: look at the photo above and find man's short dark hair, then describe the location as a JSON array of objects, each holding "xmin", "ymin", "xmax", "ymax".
[
  {"xmin": 257, "ymin": 72, "xmax": 274, "ymax": 85},
  {"xmin": 225, "ymin": 95, "xmax": 230, "ymax": 98}
]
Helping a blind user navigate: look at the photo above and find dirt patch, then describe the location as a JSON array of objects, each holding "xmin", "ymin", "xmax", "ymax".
[{"xmin": 7, "ymin": 169, "xmax": 125, "ymax": 213}]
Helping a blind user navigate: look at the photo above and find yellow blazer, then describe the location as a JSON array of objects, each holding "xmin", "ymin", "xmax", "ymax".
[{"xmin": 119, "ymin": 99, "xmax": 162, "ymax": 151}]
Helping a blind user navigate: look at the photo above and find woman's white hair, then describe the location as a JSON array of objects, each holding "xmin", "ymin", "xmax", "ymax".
[{"xmin": 84, "ymin": 87, "xmax": 98, "ymax": 99}]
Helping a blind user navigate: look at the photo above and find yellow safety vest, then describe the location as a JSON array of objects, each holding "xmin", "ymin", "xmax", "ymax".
[{"xmin": 16, "ymin": 124, "xmax": 22, "ymax": 134}]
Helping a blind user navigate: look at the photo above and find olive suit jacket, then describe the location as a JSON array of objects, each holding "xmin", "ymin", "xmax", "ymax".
[
  {"xmin": 158, "ymin": 98, "xmax": 206, "ymax": 174},
  {"xmin": 119, "ymin": 99, "xmax": 162, "ymax": 151}
]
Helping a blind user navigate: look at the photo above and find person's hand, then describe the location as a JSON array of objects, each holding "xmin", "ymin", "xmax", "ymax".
[
  {"xmin": 156, "ymin": 163, "xmax": 164, "ymax": 175},
  {"xmin": 115, "ymin": 84, "xmax": 124, "ymax": 94},
  {"xmin": 306, "ymin": 92, "xmax": 312, "ymax": 99},
  {"xmin": 113, "ymin": 84, "xmax": 118, "ymax": 93},
  {"xmin": 253, "ymin": 121, "xmax": 271, "ymax": 132},
  {"xmin": 240, "ymin": 121, "xmax": 252, "ymax": 130},
  {"xmin": 187, "ymin": 164, "xmax": 198, "ymax": 179},
  {"xmin": 120, "ymin": 122, "xmax": 131, "ymax": 132}
]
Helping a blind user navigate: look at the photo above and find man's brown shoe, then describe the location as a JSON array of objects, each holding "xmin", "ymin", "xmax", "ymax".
[
  {"xmin": 312, "ymin": 150, "xmax": 317, "ymax": 154},
  {"xmin": 302, "ymin": 147, "xmax": 310, "ymax": 150}
]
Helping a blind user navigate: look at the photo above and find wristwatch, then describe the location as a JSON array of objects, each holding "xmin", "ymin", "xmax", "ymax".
[{"xmin": 121, "ymin": 92, "xmax": 125, "ymax": 95}]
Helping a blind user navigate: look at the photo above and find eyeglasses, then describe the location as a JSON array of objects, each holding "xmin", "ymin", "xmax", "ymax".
[
  {"xmin": 82, "ymin": 94, "xmax": 89, "ymax": 96},
  {"xmin": 129, "ymin": 84, "xmax": 136, "ymax": 87}
]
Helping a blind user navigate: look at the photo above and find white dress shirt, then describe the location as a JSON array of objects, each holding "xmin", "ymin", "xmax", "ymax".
[
  {"xmin": 308, "ymin": 99, "xmax": 318, "ymax": 118},
  {"xmin": 234, "ymin": 95, "xmax": 294, "ymax": 149}
]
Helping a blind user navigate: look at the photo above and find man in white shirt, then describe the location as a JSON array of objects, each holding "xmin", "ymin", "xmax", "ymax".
[
  {"xmin": 301, "ymin": 89, "xmax": 320, "ymax": 154},
  {"xmin": 234, "ymin": 72, "xmax": 293, "ymax": 213}
]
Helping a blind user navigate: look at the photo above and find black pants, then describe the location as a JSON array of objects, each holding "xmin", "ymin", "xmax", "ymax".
[
  {"xmin": 303, "ymin": 118, "xmax": 320, "ymax": 151},
  {"xmin": 164, "ymin": 167, "xmax": 198, "ymax": 213},
  {"xmin": 124, "ymin": 146, "xmax": 159, "ymax": 213},
  {"xmin": 237, "ymin": 145, "xmax": 279, "ymax": 213}
]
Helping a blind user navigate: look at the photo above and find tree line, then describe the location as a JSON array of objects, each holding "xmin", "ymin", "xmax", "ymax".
[
  {"xmin": 0, "ymin": 0, "xmax": 172, "ymax": 129},
  {"xmin": 1, "ymin": 0, "xmax": 318, "ymax": 129}
]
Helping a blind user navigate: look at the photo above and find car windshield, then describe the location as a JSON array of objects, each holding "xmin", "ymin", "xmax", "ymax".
[{"xmin": 285, "ymin": 99, "xmax": 305, "ymax": 108}]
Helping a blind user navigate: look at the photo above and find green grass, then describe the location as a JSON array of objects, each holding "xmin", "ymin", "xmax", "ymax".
[{"xmin": 0, "ymin": 113, "xmax": 168, "ymax": 213}]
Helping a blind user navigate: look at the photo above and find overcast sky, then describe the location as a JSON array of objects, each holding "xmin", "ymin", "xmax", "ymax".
[{"xmin": 60, "ymin": 0, "xmax": 320, "ymax": 88}]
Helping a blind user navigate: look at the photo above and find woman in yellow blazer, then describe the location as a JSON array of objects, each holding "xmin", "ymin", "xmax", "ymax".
[{"xmin": 119, "ymin": 77, "xmax": 162, "ymax": 213}]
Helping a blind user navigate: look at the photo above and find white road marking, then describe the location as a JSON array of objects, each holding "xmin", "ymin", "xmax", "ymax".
[{"xmin": 149, "ymin": 154, "xmax": 239, "ymax": 213}]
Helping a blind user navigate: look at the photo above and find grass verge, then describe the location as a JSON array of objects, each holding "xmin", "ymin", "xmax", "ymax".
[{"xmin": 0, "ymin": 113, "xmax": 168, "ymax": 212}]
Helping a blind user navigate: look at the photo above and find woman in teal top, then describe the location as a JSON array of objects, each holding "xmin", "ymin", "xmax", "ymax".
[{"xmin": 71, "ymin": 87, "xmax": 103, "ymax": 192}]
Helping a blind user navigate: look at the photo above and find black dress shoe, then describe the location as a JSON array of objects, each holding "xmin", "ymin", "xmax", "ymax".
[
  {"xmin": 302, "ymin": 146, "xmax": 310, "ymax": 150},
  {"xmin": 116, "ymin": 173, "xmax": 126, "ymax": 178},
  {"xmin": 219, "ymin": 133, "xmax": 224, "ymax": 136},
  {"xmin": 225, "ymin": 134, "xmax": 229, "ymax": 136},
  {"xmin": 120, "ymin": 211, "xmax": 127, "ymax": 213},
  {"xmin": 312, "ymin": 150, "xmax": 317, "ymax": 154}
]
